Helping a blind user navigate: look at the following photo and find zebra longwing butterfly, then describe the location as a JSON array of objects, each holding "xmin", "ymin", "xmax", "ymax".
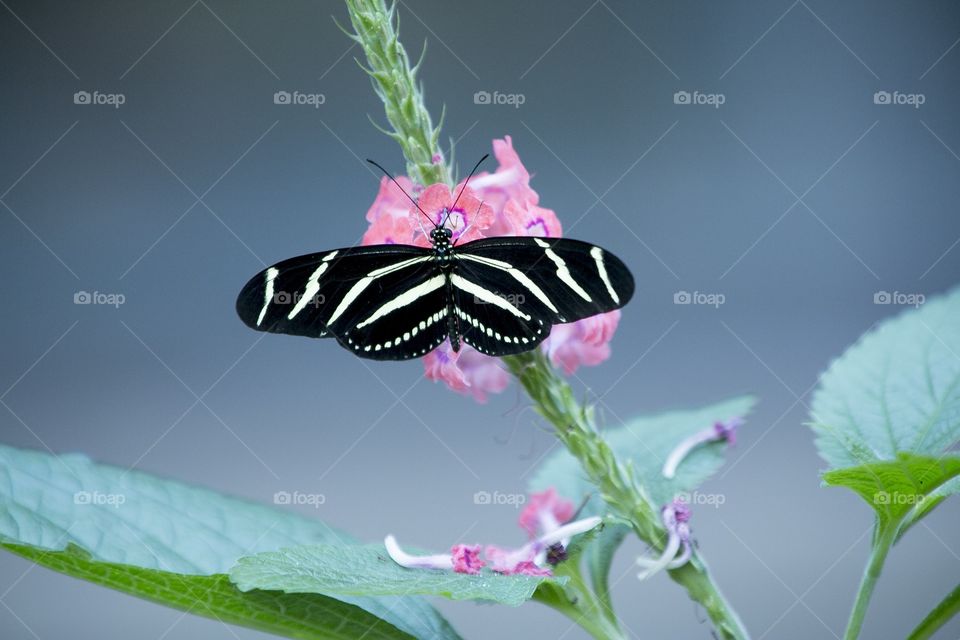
[{"xmin": 236, "ymin": 157, "xmax": 634, "ymax": 361}]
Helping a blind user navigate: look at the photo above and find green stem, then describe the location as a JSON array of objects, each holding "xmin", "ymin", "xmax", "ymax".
[
  {"xmin": 908, "ymin": 582, "xmax": 960, "ymax": 640},
  {"xmin": 843, "ymin": 522, "xmax": 897, "ymax": 640},
  {"xmin": 505, "ymin": 352, "xmax": 749, "ymax": 640},
  {"xmin": 343, "ymin": 0, "xmax": 450, "ymax": 187}
]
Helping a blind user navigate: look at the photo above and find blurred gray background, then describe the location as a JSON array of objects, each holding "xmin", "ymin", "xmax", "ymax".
[{"xmin": 2, "ymin": 1, "xmax": 959, "ymax": 638}]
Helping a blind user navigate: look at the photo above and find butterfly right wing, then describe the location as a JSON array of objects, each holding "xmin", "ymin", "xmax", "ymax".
[{"xmin": 236, "ymin": 244, "xmax": 434, "ymax": 343}]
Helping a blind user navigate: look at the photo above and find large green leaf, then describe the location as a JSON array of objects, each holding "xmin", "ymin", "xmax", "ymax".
[
  {"xmin": 0, "ymin": 443, "xmax": 460, "ymax": 640},
  {"xmin": 3, "ymin": 543, "xmax": 420, "ymax": 640},
  {"xmin": 231, "ymin": 543, "xmax": 566, "ymax": 607},
  {"xmin": 528, "ymin": 396, "xmax": 756, "ymax": 604},
  {"xmin": 810, "ymin": 287, "xmax": 960, "ymax": 529},
  {"xmin": 810, "ymin": 286, "xmax": 960, "ymax": 470}
]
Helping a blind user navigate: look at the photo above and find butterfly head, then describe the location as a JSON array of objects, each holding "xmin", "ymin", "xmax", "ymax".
[{"xmin": 430, "ymin": 226, "xmax": 453, "ymax": 246}]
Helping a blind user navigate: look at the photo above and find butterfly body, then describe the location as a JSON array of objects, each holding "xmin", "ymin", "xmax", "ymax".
[{"xmin": 236, "ymin": 225, "xmax": 634, "ymax": 361}]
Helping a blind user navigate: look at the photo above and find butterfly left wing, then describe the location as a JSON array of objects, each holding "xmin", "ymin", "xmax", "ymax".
[
  {"xmin": 451, "ymin": 236, "xmax": 634, "ymax": 356},
  {"xmin": 236, "ymin": 244, "xmax": 433, "ymax": 341}
]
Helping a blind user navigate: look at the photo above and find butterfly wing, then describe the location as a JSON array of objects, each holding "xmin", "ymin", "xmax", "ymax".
[
  {"xmin": 452, "ymin": 236, "xmax": 634, "ymax": 357},
  {"xmin": 236, "ymin": 245, "xmax": 435, "ymax": 344}
]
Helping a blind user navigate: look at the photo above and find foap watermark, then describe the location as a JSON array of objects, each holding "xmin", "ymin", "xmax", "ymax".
[
  {"xmin": 74, "ymin": 90, "xmax": 126, "ymax": 108},
  {"xmin": 273, "ymin": 90, "xmax": 326, "ymax": 108},
  {"xmin": 674, "ymin": 290, "xmax": 726, "ymax": 308},
  {"xmin": 473, "ymin": 490, "xmax": 526, "ymax": 508},
  {"xmin": 675, "ymin": 491, "xmax": 726, "ymax": 509},
  {"xmin": 74, "ymin": 290, "xmax": 126, "ymax": 308},
  {"xmin": 473, "ymin": 90, "xmax": 526, "ymax": 109},
  {"xmin": 474, "ymin": 292, "xmax": 525, "ymax": 306},
  {"xmin": 873, "ymin": 90, "xmax": 925, "ymax": 109},
  {"xmin": 673, "ymin": 90, "xmax": 725, "ymax": 108},
  {"xmin": 74, "ymin": 490, "xmax": 126, "ymax": 508},
  {"xmin": 873, "ymin": 491, "xmax": 923, "ymax": 506},
  {"xmin": 274, "ymin": 490, "xmax": 326, "ymax": 509},
  {"xmin": 874, "ymin": 290, "xmax": 924, "ymax": 308},
  {"xmin": 272, "ymin": 290, "xmax": 325, "ymax": 308}
]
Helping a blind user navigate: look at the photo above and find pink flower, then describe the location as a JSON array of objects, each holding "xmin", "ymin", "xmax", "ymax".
[
  {"xmin": 361, "ymin": 210, "xmax": 416, "ymax": 246},
  {"xmin": 417, "ymin": 183, "xmax": 495, "ymax": 244},
  {"xmin": 542, "ymin": 311, "xmax": 621, "ymax": 375},
  {"xmin": 468, "ymin": 135, "xmax": 537, "ymax": 217},
  {"xmin": 384, "ymin": 491, "xmax": 601, "ymax": 578},
  {"xmin": 486, "ymin": 515, "xmax": 602, "ymax": 576},
  {"xmin": 501, "ymin": 198, "xmax": 563, "ymax": 238},
  {"xmin": 518, "ymin": 488, "xmax": 575, "ymax": 539},
  {"xmin": 450, "ymin": 544, "xmax": 486, "ymax": 575},
  {"xmin": 361, "ymin": 136, "xmax": 623, "ymax": 401},
  {"xmin": 636, "ymin": 500, "xmax": 694, "ymax": 580},
  {"xmin": 365, "ymin": 175, "xmax": 418, "ymax": 225},
  {"xmin": 422, "ymin": 342, "xmax": 510, "ymax": 403}
]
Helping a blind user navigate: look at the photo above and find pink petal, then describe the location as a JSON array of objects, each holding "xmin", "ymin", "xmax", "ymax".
[
  {"xmin": 423, "ymin": 342, "xmax": 509, "ymax": 402},
  {"xmin": 518, "ymin": 488, "xmax": 575, "ymax": 538},
  {"xmin": 451, "ymin": 544, "xmax": 485, "ymax": 575},
  {"xmin": 542, "ymin": 311, "xmax": 621, "ymax": 375}
]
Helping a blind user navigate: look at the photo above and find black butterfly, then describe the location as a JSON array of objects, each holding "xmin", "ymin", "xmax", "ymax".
[{"xmin": 236, "ymin": 156, "xmax": 634, "ymax": 361}]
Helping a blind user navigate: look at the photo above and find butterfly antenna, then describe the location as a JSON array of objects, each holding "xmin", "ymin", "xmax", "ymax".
[
  {"xmin": 366, "ymin": 159, "xmax": 434, "ymax": 226},
  {"xmin": 443, "ymin": 153, "xmax": 489, "ymax": 227},
  {"xmin": 453, "ymin": 200, "xmax": 484, "ymax": 246}
]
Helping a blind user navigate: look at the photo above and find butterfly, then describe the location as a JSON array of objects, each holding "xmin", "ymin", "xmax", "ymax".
[{"xmin": 236, "ymin": 156, "xmax": 634, "ymax": 360}]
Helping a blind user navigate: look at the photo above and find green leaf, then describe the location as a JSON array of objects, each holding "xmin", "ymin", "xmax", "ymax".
[
  {"xmin": 231, "ymin": 543, "xmax": 566, "ymax": 607},
  {"xmin": 3, "ymin": 543, "xmax": 421, "ymax": 640},
  {"xmin": 0, "ymin": 443, "xmax": 460, "ymax": 640},
  {"xmin": 810, "ymin": 286, "xmax": 960, "ymax": 470},
  {"xmin": 528, "ymin": 396, "xmax": 756, "ymax": 606},
  {"xmin": 822, "ymin": 452, "xmax": 960, "ymax": 531},
  {"xmin": 810, "ymin": 287, "xmax": 960, "ymax": 532}
]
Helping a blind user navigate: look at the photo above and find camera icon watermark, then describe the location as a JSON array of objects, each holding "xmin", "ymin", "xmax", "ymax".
[
  {"xmin": 74, "ymin": 290, "xmax": 126, "ymax": 308},
  {"xmin": 74, "ymin": 490, "xmax": 126, "ymax": 508},
  {"xmin": 873, "ymin": 491, "xmax": 921, "ymax": 506},
  {"xmin": 73, "ymin": 90, "xmax": 126, "ymax": 109},
  {"xmin": 273, "ymin": 490, "xmax": 326, "ymax": 509},
  {"xmin": 873, "ymin": 291, "xmax": 924, "ymax": 308},
  {"xmin": 273, "ymin": 90, "xmax": 326, "ymax": 108},
  {"xmin": 473, "ymin": 490, "xmax": 526, "ymax": 508},
  {"xmin": 473, "ymin": 90, "xmax": 525, "ymax": 109},
  {"xmin": 675, "ymin": 491, "xmax": 726, "ymax": 509},
  {"xmin": 673, "ymin": 90, "xmax": 725, "ymax": 108},
  {"xmin": 673, "ymin": 290, "xmax": 726, "ymax": 308},
  {"xmin": 873, "ymin": 90, "xmax": 925, "ymax": 109}
]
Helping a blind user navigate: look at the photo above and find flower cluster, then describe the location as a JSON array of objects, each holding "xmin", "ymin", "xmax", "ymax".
[
  {"xmin": 362, "ymin": 137, "xmax": 622, "ymax": 401},
  {"xmin": 385, "ymin": 489, "xmax": 599, "ymax": 577}
]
